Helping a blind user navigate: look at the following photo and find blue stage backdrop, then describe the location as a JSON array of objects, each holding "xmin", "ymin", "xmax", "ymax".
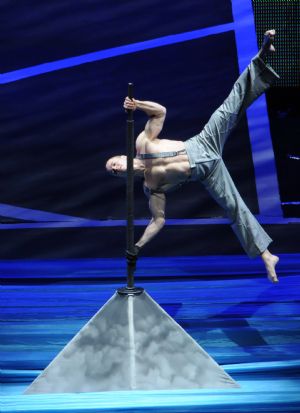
[
  {"xmin": 1, "ymin": 0, "xmax": 259, "ymax": 222},
  {"xmin": 2, "ymin": 0, "xmax": 299, "ymax": 260}
]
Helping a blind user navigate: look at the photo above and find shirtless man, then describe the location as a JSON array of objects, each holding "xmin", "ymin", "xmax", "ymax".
[{"xmin": 106, "ymin": 30, "xmax": 279, "ymax": 283}]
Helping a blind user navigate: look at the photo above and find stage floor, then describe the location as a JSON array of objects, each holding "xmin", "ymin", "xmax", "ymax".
[{"xmin": 1, "ymin": 253, "xmax": 300, "ymax": 412}]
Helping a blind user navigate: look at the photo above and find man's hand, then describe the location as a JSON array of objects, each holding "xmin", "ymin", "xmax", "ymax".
[
  {"xmin": 126, "ymin": 245, "xmax": 140, "ymax": 260},
  {"xmin": 123, "ymin": 97, "xmax": 137, "ymax": 111},
  {"xmin": 126, "ymin": 245, "xmax": 140, "ymax": 271}
]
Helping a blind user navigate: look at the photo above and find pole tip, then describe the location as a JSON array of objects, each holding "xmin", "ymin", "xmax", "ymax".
[{"xmin": 128, "ymin": 83, "xmax": 134, "ymax": 100}]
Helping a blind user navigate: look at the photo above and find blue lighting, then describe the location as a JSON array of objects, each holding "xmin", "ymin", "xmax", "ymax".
[{"xmin": 0, "ymin": 23, "xmax": 234, "ymax": 84}]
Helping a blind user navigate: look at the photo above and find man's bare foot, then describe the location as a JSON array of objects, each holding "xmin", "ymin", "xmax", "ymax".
[
  {"xmin": 258, "ymin": 29, "xmax": 276, "ymax": 60},
  {"xmin": 261, "ymin": 249, "xmax": 279, "ymax": 283}
]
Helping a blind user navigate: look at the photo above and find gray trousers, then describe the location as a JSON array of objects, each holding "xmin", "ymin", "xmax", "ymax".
[{"xmin": 184, "ymin": 56, "xmax": 280, "ymax": 258}]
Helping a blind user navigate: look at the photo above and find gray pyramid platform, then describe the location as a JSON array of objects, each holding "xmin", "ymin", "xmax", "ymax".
[{"xmin": 25, "ymin": 291, "xmax": 239, "ymax": 394}]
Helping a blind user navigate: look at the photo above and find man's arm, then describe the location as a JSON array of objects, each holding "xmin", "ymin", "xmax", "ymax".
[
  {"xmin": 124, "ymin": 98, "xmax": 166, "ymax": 140},
  {"xmin": 135, "ymin": 191, "xmax": 166, "ymax": 249}
]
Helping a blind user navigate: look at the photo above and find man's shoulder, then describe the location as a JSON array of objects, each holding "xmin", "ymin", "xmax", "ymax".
[
  {"xmin": 136, "ymin": 131, "xmax": 161, "ymax": 153},
  {"xmin": 143, "ymin": 182, "xmax": 166, "ymax": 198},
  {"xmin": 135, "ymin": 131, "xmax": 147, "ymax": 152}
]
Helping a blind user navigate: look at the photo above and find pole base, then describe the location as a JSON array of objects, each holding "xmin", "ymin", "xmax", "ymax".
[{"xmin": 117, "ymin": 286, "xmax": 144, "ymax": 296}]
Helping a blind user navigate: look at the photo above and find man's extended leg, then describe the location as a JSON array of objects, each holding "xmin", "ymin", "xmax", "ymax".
[{"xmin": 202, "ymin": 159, "xmax": 279, "ymax": 282}]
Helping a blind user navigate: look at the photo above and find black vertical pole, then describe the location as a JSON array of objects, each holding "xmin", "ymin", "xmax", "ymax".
[
  {"xmin": 118, "ymin": 83, "xmax": 144, "ymax": 296},
  {"xmin": 126, "ymin": 83, "xmax": 135, "ymax": 289}
]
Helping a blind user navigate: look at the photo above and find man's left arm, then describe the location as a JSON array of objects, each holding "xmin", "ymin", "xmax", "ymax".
[{"xmin": 135, "ymin": 192, "xmax": 166, "ymax": 250}]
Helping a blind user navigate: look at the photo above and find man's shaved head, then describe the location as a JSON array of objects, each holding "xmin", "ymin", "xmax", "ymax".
[{"xmin": 105, "ymin": 155, "xmax": 127, "ymax": 177}]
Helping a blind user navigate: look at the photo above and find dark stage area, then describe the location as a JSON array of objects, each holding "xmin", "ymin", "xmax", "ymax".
[{"xmin": 0, "ymin": 220, "xmax": 299, "ymax": 259}]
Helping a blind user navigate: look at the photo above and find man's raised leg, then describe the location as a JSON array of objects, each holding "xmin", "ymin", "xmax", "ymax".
[{"xmin": 198, "ymin": 30, "xmax": 279, "ymax": 156}]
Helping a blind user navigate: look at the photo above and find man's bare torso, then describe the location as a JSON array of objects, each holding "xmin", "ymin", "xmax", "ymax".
[{"xmin": 136, "ymin": 132, "xmax": 191, "ymax": 192}]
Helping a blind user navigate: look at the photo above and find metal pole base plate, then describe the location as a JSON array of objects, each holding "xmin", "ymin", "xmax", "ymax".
[{"xmin": 117, "ymin": 286, "xmax": 144, "ymax": 296}]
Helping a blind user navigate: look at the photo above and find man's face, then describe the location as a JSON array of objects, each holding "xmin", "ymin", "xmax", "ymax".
[{"xmin": 106, "ymin": 155, "xmax": 127, "ymax": 177}]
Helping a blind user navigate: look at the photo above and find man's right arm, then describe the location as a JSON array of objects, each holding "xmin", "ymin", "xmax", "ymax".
[
  {"xmin": 135, "ymin": 191, "xmax": 166, "ymax": 249},
  {"xmin": 124, "ymin": 98, "xmax": 166, "ymax": 140}
]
